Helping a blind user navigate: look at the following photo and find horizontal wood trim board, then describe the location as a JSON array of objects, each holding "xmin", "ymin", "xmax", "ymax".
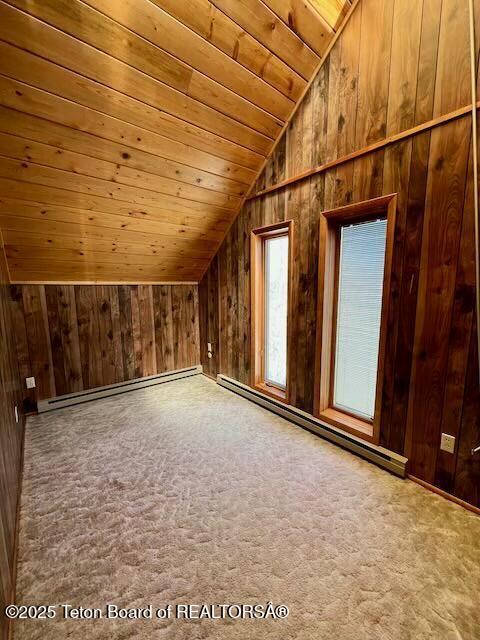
[
  {"xmin": 10, "ymin": 280, "xmax": 198, "ymax": 285},
  {"xmin": 247, "ymin": 102, "xmax": 480, "ymax": 200}
]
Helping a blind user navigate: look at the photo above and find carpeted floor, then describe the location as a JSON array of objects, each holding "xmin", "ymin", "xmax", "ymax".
[{"xmin": 13, "ymin": 375, "xmax": 480, "ymax": 640}]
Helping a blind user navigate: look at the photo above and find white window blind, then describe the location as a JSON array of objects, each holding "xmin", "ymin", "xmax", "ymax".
[
  {"xmin": 333, "ymin": 218, "xmax": 387, "ymax": 419},
  {"xmin": 264, "ymin": 234, "xmax": 288, "ymax": 388}
]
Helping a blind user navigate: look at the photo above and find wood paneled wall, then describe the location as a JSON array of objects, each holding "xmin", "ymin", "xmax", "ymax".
[
  {"xmin": 199, "ymin": 0, "xmax": 480, "ymax": 508},
  {"xmin": 198, "ymin": 254, "xmax": 219, "ymax": 378},
  {"xmin": 0, "ymin": 238, "xmax": 24, "ymax": 640},
  {"xmin": 12, "ymin": 284, "xmax": 200, "ymax": 404}
]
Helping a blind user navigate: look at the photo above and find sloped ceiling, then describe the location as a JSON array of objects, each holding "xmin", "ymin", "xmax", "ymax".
[{"xmin": 0, "ymin": 0, "xmax": 351, "ymax": 283}]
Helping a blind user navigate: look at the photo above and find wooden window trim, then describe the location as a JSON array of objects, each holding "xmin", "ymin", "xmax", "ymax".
[
  {"xmin": 250, "ymin": 220, "xmax": 294, "ymax": 404},
  {"xmin": 313, "ymin": 194, "xmax": 397, "ymax": 444}
]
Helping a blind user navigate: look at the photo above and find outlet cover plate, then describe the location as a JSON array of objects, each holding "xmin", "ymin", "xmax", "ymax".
[
  {"xmin": 440, "ymin": 433, "xmax": 455, "ymax": 454},
  {"xmin": 26, "ymin": 376, "xmax": 36, "ymax": 389}
]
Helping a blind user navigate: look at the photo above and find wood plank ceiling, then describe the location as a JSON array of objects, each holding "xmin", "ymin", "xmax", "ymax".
[{"xmin": 0, "ymin": 0, "xmax": 350, "ymax": 283}]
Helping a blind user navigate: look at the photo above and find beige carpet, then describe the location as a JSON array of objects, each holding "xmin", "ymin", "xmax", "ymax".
[{"xmin": 13, "ymin": 375, "xmax": 480, "ymax": 640}]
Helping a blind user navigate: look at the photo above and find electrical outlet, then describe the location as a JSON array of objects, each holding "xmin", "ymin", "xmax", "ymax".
[
  {"xmin": 26, "ymin": 376, "xmax": 36, "ymax": 389},
  {"xmin": 14, "ymin": 406, "xmax": 19, "ymax": 423},
  {"xmin": 440, "ymin": 433, "xmax": 455, "ymax": 454}
]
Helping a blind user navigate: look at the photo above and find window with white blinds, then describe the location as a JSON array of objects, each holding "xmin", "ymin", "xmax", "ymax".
[
  {"xmin": 264, "ymin": 234, "xmax": 289, "ymax": 389},
  {"xmin": 333, "ymin": 218, "xmax": 387, "ymax": 420}
]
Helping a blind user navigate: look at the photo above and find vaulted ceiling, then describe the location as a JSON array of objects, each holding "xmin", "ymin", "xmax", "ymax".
[{"xmin": 0, "ymin": 0, "xmax": 351, "ymax": 283}]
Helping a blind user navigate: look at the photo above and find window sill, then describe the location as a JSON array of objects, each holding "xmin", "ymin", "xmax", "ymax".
[
  {"xmin": 254, "ymin": 382, "xmax": 288, "ymax": 404},
  {"xmin": 318, "ymin": 407, "xmax": 375, "ymax": 442}
]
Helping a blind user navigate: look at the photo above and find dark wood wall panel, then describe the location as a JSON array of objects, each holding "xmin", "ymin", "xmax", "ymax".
[
  {"xmin": 454, "ymin": 320, "xmax": 480, "ymax": 505},
  {"xmin": 199, "ymin": 0, "xmax": 480, "ymax": 508},
  {"xmin": 12, "ymin": 284, "xmax": 200, "ymax": 403},
  {"xmin": 198, "ymin": 254, "xmax": 219, "ymax": 378},
  {"xmin": 0, "ymin": 238, "xmax": 24, "ymax": 640}
]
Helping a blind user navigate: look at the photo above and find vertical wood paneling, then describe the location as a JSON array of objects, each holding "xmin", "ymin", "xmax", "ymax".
[
  {"xmin": 236, "ymin": 211, "xmax": 246, "ymax": 382},
  {"xmin": 433, "ymin": 0, "xmax": 471, "ymax": 116},
  {"xmin": 138, "ymin": 284, "xmax": 156, "ymax": 377},
  {"xmin": 171, "ymin": 285, "xmax": 182, "ymax": 369},
  {"xmin": 435, "ymin": 142, "xmax": 477, "ymax": 491},
  {"xmin": 10, "ymin": 285, "xmax": 36, "ymax": 411},
  {"xmin": 382, "ymin": 131, "xmax": 431, "ymax": 454},
  {"xmin": 241, "ymin": 209, "xmax": 251, "ymax": 385},
  {"xmin": 354, "ymin": 0, "xmax": 394, "ymax": 147},
  {"xmin": 76, "ymin": 285, "xmax": 102, "ymax": 390},
  {"xmin": 14, "ymin": 284, "xmax": 200, "ymax": 403},
  {"xmin": 109, "ymin": 285, "xmax": 125, "ymax": 384},
  {"xmin": 453, "ymin": 320, "xmax": 480, "ymax": 504},
  {"xmin": 199, "ymin": 0, "xmax": 479, "ymax": 508},
  {"xmin": 199, "ymin": 254, "xmax": 220, "ymax": 379},
  {"xmin": 57, "ymin": 286, "xmax": 83, "ymax": 391},
  {"xmin": 191, "ymin": 285, "xmax": 201, "ymax": 366},
  {"xmin": 97, "ymin": 285, "xmax": 117, "ymax": 387},
  {"xmin": 118, "ymin": 285, "xmax": 135, "ymax": 381},
  {"xmin": 325, "ymin": 1, "xmax": 360, "ymax": 165},
  {"xmin": 0, "ymin": 240, "xmax": 24, "ymax": 640},
  {"xmin": 218, "ymin": 241, "xmax": 227, "ymax": 375},
  {"xmin": 386, "ymin": 0, "xmax": 423, "ymax": 136},
  {"xmin": 405, "ymin": 117, "xmax": 471, "ymax": 482},
  {"xmin": 21, "ymin": 285, "xmax": 55, "ymax": 400},
  {"xmin": 380, "ymin": 140, "xmax": 413, "ymax": 451},
  {"xmin": 44, "ymin": 285, "xmax": 67, "ymax": 395},
  {"xmin": 230, "ymin": 219, "xmax": 239, "ymax": 381},
  {"xmin": 415, "ymin": 0, "xmax": 442, "ymax": 125},
  {"xmin": 130, "ymin": 285, "xmax": 143, "ymax": 379},
  {"xmin": 49, "ymin": 285, "xmax": 83, "ymax": 394},
  {"xmin": 153, "ymin": 285, "xmax": 174, "ymax": 372}
]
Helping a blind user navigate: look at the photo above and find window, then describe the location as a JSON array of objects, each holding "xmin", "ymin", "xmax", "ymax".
[
  {"xmin": 251, "ymin": 221, "xmax": 293, "ymax": 402},
  {"xmin": 264, "ymin": 234, "xmax": 289, "ymax": 388},
  {"xmin": 314, "ymin": 195, "xmax": 396, "ymax": 442},
  {"xmin": 333, "ymin": 219, "xmax": 387, "ymax": 419}
]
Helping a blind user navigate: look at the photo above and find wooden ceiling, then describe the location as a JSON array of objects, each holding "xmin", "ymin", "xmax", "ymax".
[{"xmin": 0, "ymin": 0, "xmax": 351, "ymax": 283}]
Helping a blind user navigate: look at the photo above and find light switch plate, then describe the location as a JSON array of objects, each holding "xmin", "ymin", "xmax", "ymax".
[
  {"xmin": 440, "ymin": 433, "xmax": 455, "ymax": 454},
  {"xmin": 14, "ymin": 406, "xmax": 19, "ymax": 423},
  {"xmin": 207, "ymin": 342, "xmax": 212, "ymax": 351},
  {"xmin": 26, "ymin": 376, "xmax": 36, "ymax": 389}
]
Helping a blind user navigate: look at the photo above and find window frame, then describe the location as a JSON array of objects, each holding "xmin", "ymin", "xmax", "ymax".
[
  {"xmin": 250, "ymin": 220, "xmax": 294, "ymax": 403},
  {"xmin": 313, "ymin": 195, "xmax": 397, "ymax": 443}
]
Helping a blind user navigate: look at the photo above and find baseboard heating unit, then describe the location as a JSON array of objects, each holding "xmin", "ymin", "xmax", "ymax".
[
  {"xmin": 38, "ymin": 365, "xmax": 203, "ymax": 413},
  {"xmin": 217, "ymin": 374, "xmax": 407, "ymax": 478}
]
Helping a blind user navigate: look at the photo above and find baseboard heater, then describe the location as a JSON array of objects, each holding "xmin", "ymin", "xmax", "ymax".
[
  {"xmin": 217, "ymin": 374, "xmax": 407, "ymax": 478},
  {"xmin": 37, "ymin": 365, "xmax": 203, "ymax": 413}
]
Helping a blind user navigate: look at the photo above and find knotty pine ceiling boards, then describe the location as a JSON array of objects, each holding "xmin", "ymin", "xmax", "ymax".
[{"xmin": 0, "ymin": 0, "xmax": 350, "ymax": 283}]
